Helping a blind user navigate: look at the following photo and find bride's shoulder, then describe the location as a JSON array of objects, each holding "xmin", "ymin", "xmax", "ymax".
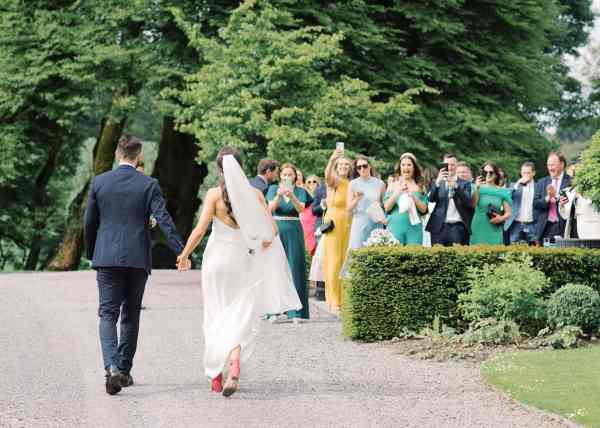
[{"xmin": 206, "ymin": 187, "xmax": 222, "ymax": 200}]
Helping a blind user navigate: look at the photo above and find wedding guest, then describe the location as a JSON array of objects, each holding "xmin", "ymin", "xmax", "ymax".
[
  {"xmin": 534, "ymin": 152, "xmax": 571, "ymax": 244},
  {"xmin": 505, "ymin": 161, "xmax": 537, "ymax": 244},
  {"xmin": 296, "ymin": 169, "xmax": 305, "ymax": 188},
  {"xmin": 300, "ymin": 175, "xmax": 321, "ymax": 255},
  {"xmin": 426, "ymin": 154, "xmax": 473, "ymax": 246},
  {"xmin": 384, "ymin": 153, "xmax": 428, "ymax": 245},
  {"xmin": 309, "ymin": 182, "xmax": 327, "ymax": 301},
  {"xmin": 559, "ymin": 180, "xmax": 600, "ymax": 240},
  {"xmin": 421, "ymin": 168, "xmax": 436, "ymax": 247},
  {"xmin": 322, "ymin": 149, "xmax": 353, "ymax": 312},
  {"xmin": 346, "ymin": 155, "xmax": 386, "ymax": 250},
  {"xmin": 456, "ymin": 161, "xmax": 473, "ymax": 182},
  {"xmin": 250, "ymin": 159, "xmax": 279, "ymax": 195},
  {"xmin": 267, "ymin": 163, "xmax": 312, "ymax": 322},
  {"xmin": 470, "ymin": 161, "xmax": 512, "ymax": 245}
]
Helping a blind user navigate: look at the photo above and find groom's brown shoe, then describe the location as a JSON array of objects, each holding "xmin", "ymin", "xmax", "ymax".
[
  {"xmin": 105, "ymin": 366, "xmax": 124, "ymax": 395},
  {"xmin": 120, "ymin": 373, "xmax": 134, "ymax": 387}
]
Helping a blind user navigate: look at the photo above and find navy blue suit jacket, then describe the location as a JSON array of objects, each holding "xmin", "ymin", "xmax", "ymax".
[
  {"xmin": 505, "ymin": 181, "xmax": 536, "ymax": 232},
  {"xmin": 311, "ymin": 183, "xmax": 327, "ymax": 229},
  {"xmin": 426, "ymin": 178, "xmax": 473, "ymax": 234},
  {"xmin": 84, "ymin": 165, "xmax": 184, "ymax": 273},
  {"xmin": 249, "ymin": 175, "xmax": 269, "ymax": 195},
  {"xmin": 533, "ymin": 174, "xmax": 572, "ymax": 241}
]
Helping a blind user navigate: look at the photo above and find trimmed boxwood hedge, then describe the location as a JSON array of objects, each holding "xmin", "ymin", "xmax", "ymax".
[{"xmin": 342, "ymin": 245, "xmax": 600, "ymax": 341}]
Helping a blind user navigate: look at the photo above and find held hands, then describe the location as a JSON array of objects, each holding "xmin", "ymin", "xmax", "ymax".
[
  {"xmin": 176, "ymin": 254, "xmax": 191, "ymax": 271},
  {"xmin": 547, "ymin": 184, "xmax": 557, "ymax": 200}
]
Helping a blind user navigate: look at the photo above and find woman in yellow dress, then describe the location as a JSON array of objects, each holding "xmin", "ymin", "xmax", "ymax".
[{"xmin": 322, "ymin": 149, "xmax": 353, "ymax": 312}]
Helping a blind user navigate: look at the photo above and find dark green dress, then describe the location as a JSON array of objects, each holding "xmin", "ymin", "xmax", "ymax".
[
  {"xmin": 470, "ymin": 185, "xmax": 512, "ymax": 245},
  {"xmin": 266, "ymin": 185, "xmax": 312, "ymax": 319}
]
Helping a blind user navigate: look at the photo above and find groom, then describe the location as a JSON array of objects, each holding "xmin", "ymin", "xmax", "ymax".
[{"xmin": 84, "ymin": 135, "xmax": 184, "ymax": 395}]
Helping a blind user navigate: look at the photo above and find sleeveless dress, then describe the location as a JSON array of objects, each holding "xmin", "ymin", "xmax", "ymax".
[
  {"xmin": 201, "ymin": 217, "xmax": 301, "ymax": 378},
  {"xmin": 322, "ymin": 179, "xmax": 352, "ymax": 307},
  {"xmin": 266, "ymin": 185, "xmax": 312, "ymax": 319},
  {"xmin": 470, "ymin": 185, "xmax": 512, "ymax": 245},
  {"xmin": 347, "ymin": 176, "xmax": 385, "ymax": 249}
]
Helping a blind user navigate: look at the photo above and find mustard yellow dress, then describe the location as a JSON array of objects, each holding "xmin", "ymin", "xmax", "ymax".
[{"xmin": 323, "ymin": 179, "xmax": 352, "ymax": 308}]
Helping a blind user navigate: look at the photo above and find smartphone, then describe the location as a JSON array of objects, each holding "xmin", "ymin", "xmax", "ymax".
[
  {"xmin": 283, "ymin": 177, "xmax": 293, "ymax": 191},
  {"xmin": 438, "ymin": 162, "xmax": 448, "ymax": 171},
  {"xmin": 336, "ymin": 141, "xmax": 345, "ymax": 152},
  {"xmin": 559, "ymin": 189, "xmax": 568, "ymax": 199}
]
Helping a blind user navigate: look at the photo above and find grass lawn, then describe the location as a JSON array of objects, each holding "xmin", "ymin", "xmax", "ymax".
[{"xmin": 482, "ymin": 345, "xmax": 600, "ymax": 427}]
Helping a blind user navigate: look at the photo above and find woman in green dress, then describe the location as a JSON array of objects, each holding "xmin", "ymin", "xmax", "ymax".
[
  {"xmin": 267, "ymin": 163, "xmax": 312, "ymax": 322},
  {"xmin": 384, "ymin": 153, "xmax": 429, "ymax": 245},
  {"xmin": 470, "ymin": 161, "xmax": 512, "ymax": 245}
]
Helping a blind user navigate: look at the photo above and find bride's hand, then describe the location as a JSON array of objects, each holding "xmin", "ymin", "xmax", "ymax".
[
  {"xmin": 261, "ymin": 239, "xmax": 273, "ymax": 249},
  {"xmin": 176, "ymin": 255, "xmax": 191, "ymax": 271}
]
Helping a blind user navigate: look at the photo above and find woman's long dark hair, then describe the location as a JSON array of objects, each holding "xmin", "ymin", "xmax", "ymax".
[{"xmin": 216, "ymin": 146, "xmax": 243, "ymax": 225}]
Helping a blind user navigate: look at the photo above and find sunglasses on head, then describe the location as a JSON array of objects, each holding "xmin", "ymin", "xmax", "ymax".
[{"xmin": 356, "ymin": 164, "xmax": 370, "ymax": 170}]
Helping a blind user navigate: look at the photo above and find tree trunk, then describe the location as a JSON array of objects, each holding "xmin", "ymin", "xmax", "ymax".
[
  {"xmin": 151, "ymin": 116, "xmax": 208, "ymax": 269},
  {"xmin": 47, "ymin": 117, "xmax": 126, "ymax": 271},
  {"xmin": 25, "ymin": 137, "xmax": 63, "ymax": 270}
]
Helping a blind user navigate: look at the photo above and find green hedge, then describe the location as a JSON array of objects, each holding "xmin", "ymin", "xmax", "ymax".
[{"xmin": 342, "ymin": 245, "xmax": 600, "ymax": 341}]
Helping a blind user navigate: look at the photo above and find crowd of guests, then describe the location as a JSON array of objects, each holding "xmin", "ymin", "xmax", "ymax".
[{"xmin": 248, "ymin": 149, "xmax": 598, "ymax": 317}]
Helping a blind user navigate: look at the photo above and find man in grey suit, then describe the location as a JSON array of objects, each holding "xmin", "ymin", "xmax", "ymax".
[
  {"xmin": 505, "ymin": 161, "xmax": 537, "ymax": 244},
  {"xmin": 84, "ymin": 135, "xmax": 184, "ymax": 395},
  {"xmin": 249, "ymin": 158, "xmax": 279, "ymax": 195}
]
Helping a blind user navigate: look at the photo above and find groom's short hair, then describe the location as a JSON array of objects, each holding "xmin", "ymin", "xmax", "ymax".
[
  {"xmin": 117, "ymin": 135, "xmax": 142, "ymax": 161},
  {"xmin": 257, "ymin": 159, "xmax": 279, "ymax": 175}
]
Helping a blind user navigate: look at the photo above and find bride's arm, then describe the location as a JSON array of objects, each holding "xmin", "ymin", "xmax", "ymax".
[{"xmin": 177, "ymin": 189, "xmax": 217, "ymax": 269}]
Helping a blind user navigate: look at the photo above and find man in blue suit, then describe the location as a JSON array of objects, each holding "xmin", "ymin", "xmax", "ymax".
[
  {"xmin": 426, "ymin": 154, "xmax": 473, "ymax": 246},
  {"xmin": 249, "ymin": 158, "xmax": 279, "ymax": 195},
  {"xmin": 84, "ymin": 135, "xmax": 184, "ymax": 395},
  {"xmin": 533, "ymin": 152, "xmax": 572, "ymax": 244},
  {"xmin": 505, "ymin": 161, "xmax": 537, "ymax": 244}
]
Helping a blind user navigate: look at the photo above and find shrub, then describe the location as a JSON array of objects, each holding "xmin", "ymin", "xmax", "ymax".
[
  {"xmin": 343, "ymin": 245, "xmax": 600, "ymax": 341},
  {"xmin": 461, "ymin": 318, "xmax": 522, "ymax": 346},
  {"xmin": 547, "ymin": 284, "xmax": 600, "ymax": 335},
  {"xmin": 544, "ymin": 325, "xmax": 583, "ymax": 349},
  {"xmin": 575, "ymin": 130, "xmax": 600, "ymax": 212},
  {"xmin": 458, "ymin": 255, "xmax": 548, "ymax": 335}
]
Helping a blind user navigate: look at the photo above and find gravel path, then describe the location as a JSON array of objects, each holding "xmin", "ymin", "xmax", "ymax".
[{"xmin": 0, "ymin": 271, "xmax": 571, "ymax": 428}]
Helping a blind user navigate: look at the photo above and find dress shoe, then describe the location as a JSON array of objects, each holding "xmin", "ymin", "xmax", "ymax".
[
  {"xmin": 105, "ymin": 366, "xmax": 124, "ymax": 395},
  {"xmin": 120, "ymin": 373, "xmax": 134, "ymax": 387}
]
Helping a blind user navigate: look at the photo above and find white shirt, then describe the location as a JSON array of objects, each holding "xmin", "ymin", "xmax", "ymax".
[
  {"xmin": 119, "ymin": 161, "xmax": 137, "ymax": 169},
  {"xmin": 443, "ymin": 176, "xmax": 462, "ymax": 223},
  {"xmin": 515, "ymin": 181, "xmax": 534, "ymax": 223}
]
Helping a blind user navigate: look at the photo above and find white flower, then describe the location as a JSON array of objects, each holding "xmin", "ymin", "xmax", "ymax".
[{"xmin": 364, "ymin": 228, "xmax": 400, "ymax": 247}]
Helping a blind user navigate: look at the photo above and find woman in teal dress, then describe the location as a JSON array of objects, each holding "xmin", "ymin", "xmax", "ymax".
[
  {"xmin": 267, "ymin": 163, "xmax": 312, "ymax": 321},
  {"xmin": 384, "ymin": 153, "xmax": 429, "ymax": 245},
  {"xmin": 470, "ymin": 161, "xmax": 512, "ymax": 245}
]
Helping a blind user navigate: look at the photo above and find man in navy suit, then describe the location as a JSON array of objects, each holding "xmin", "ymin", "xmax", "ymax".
[
  {"xmin": 249, "ymin": 158, "xmax": 279, "ymax": 195},
  {"xmin": 426, "ymin": 154, "xmax": 473, "ymax": 246},
  {"xmin": 533, "ymin": 152, "xmax": 572, "ymax": 244},
  {"xmin": 505, "ymin": 161, "xmax": 537, "ymax": 244},
  {"xmin": 84, "ymin": 135, "xmax": 184, "ymax": 395}
]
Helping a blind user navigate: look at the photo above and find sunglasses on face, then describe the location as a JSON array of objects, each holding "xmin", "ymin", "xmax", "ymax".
[
  {"xmin": 483, "ymin": 170, "xmax": 495, "ymax": 176},
  {"xmin": 356, "ymin": 164, "xmax": 370, "ymax": 170},
  {"xmin": 307, "ymin": 180, "xmax": 318, "ymax": 184}
]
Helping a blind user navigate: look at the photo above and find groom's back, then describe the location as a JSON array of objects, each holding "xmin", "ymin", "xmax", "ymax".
[{"xmin": 89, "ymin": 165, "xmax": 155, "ymax": 271}]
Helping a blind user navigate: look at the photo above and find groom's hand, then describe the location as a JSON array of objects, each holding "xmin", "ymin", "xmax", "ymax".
[
  {"xmin": 176, "ymin": 255, "xmax": 191, "ymax": 271},
  {"xmin": 261, "ymin": 239, "xmax": 273, "ymax": 249}
]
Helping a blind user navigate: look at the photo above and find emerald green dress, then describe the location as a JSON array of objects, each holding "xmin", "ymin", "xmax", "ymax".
[
  {"xmin": 384, "ymin": 191, "xmax": 428, "ymax": 245},
  {"xmin": 266, "ymin": 185, "xmax": 312, "ymax": 319},
  {"xmin": 470, "ymin": 185, "xmax": 512, "ymax": 245}
]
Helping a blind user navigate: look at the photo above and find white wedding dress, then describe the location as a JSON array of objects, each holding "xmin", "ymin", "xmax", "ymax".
[{"xmin": 201, "ymin": 156, "xmax": 302, "ymax": 379}]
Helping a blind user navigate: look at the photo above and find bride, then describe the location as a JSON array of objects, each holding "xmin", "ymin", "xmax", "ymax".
[{"xmin": 176, "ymin": 146, "xmax": 301, "ymax": 397}]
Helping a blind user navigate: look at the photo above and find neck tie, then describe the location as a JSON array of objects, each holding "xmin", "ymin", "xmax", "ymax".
[{"xmin": 548, "ymin": 178, "xmax": 558, "ymax": 222}]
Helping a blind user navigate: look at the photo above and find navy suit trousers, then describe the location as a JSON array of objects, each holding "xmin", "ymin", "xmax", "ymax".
[{"xmin": 97, "ymin": 267, "xmax": 148, "ymax": 372}]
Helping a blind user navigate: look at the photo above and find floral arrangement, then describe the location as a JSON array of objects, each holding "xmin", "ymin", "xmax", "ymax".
[{"xmin": 364, "ymin": 228, "xmax": 399, "ymax": 247}]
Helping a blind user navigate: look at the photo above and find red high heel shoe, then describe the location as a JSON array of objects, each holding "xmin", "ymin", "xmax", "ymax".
[
  {"xmin": 211, "ymin": 373, "xmax": 223, "ymax": 393},
  {"xmin": 222, "ymin": 360, "xmax": 240, "ymax": 397}
]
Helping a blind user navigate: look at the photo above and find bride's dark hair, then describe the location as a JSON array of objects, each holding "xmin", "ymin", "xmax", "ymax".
[{"xmin": 216, "ymin": 146, "xmax": 243, "ymax": 225}]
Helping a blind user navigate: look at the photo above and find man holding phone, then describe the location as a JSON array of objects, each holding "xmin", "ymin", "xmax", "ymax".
[{"xmin": 426, "ymin": 154, "xmax": 473, "ymax": 246}]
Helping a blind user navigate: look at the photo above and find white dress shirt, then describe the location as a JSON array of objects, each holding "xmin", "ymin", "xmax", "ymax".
[
  {"xmin": 516, "ymin": 181, "xmax": 534, "ymax": 223},
  {"xmin": 444, "ymin": 177, "xmax": 462, "ymax": 223}
]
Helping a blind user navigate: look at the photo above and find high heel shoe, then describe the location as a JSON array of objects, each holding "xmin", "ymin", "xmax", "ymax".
[
  {"xmin": 211, "ymin": 373, "xmax": 223, "ymax": 393},
  {"xmin": 222, "ymin": 360, "xmax": 240, "ymax": 398}
]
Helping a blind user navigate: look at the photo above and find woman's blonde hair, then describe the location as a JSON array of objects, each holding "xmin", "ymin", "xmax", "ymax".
[{"xmin": 333, "ymin": 155, "xmax": 354, "ymax": 179}]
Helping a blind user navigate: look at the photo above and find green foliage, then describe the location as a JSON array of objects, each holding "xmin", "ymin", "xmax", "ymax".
[
  {"xmin": 344, "ymin": 245, "xmax": 600, "ymax": 341},
  {"xmin": 458, "ymin": 255, "xmax": 548, "ymax": 335},
  {"xmin": 462, "ymin": 318, "xmax": 522, "ymax": 346},
  {"xmin": 172, "ymin": 0, "xmax": 420, "ymax": 175},
  {"xmin": 419, "ymin": 314, "xmax": 458, "ymax": 343},
  {"xmin": 543, "ymin": 325, "xmax": 583, "ymax": 349},
  {"xmin": 547, "ymin": 284, "xmax": 600, "ymax": 334},
  {"xmin": 575, "ymin": 130, "xmax": 600, "ymax": 212}
]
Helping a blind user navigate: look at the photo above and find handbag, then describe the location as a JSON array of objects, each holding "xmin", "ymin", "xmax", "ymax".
[{"xmin": 319, "ymin": 188, "xmax": 336, "ymax": 234}]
